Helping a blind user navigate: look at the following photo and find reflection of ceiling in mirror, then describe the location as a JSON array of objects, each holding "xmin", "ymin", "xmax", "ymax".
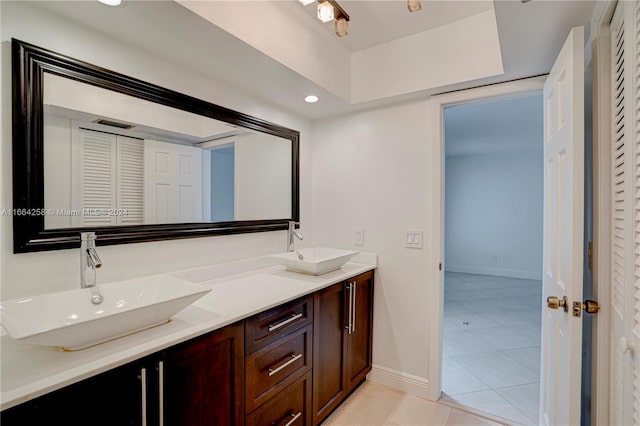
[{"xmin": 43, "ymin": 73, "xmax": 239, "ymax": 144}]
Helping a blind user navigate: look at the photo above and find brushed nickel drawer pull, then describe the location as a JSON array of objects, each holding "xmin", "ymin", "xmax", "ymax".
[
  {"xmin": 284, "ymin": 412, "xmax": 302, "ymax": 426},
  {"xmin": 345, "ymin": 282, "xmax": 353, "ymax": 334},
  {"xmin": 158, "ymin": 361, "xmax": 164, "ymax": 426},
  {"xmin": 268, "ymin": 353, "xmax": 303, "ymax": 377},
  {"xmin": 139, "ymin": 367, "xmax": 147, "ymax": 426},
  {"xmin": 268, "ymin": 313, "xmax": 303, "ymax": 332},
  {"xmin": 352, "ymin": 281, "xmax": 357, "ymax": 333}
]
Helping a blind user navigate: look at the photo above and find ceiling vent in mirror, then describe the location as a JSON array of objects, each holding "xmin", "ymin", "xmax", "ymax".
[{"xmin": 94, "ymin": 119, "xmax": 134, "ymax": 129}]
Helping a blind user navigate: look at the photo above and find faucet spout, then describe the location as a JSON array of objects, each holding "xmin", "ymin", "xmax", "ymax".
[
  {"xmin": 80, "ymin": 233, "xmax": 103, "ymax": 304},
  {"xmin": 287, "ymin": 221, "xmax": 303, "ymax": 252},
  {"xmin": 87, "ymin": 247, "xmax": 102, "ymax": 269}
]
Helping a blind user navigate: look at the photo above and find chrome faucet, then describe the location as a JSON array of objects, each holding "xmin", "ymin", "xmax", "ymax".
[
  {"xmin": 287, "ymin": 221, "xmax": 303, "ymax": 252},
  {"xmin": 80, "ymin": 232, "xmax": 103, "ymax": 304}
]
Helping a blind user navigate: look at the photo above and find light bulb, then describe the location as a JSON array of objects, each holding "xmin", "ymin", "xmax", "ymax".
[
  {"xmin": 317, "ymin": 1, "xmax": 335, "ymax": 23},
  {"xmin": 304, "ymin": 95, "xmax": 319, "ymax": 103}
]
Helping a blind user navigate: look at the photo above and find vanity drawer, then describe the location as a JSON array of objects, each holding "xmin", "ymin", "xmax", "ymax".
[
  {"xmin": 246, "ymin": 370, "xmax": 312, "ymax": 426},
  {"xmin": 246, "ymin": 324, "xmax": 312, "ymax": 412},
  {"xmin": 245, "ymin": 294, "xmax": 313, "ymax": 354}
]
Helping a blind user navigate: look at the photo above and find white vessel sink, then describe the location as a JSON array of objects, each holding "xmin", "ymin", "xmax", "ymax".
[
  {"xmin": 0, "ymin": 276, "xmax": 210, "ymax": 350},
  {"xmin": 270, "ymin": 247, "xmax": 359, "ymax": 275}
]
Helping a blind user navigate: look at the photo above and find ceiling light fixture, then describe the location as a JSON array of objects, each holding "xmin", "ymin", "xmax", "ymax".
[
  {"xmin": 335, "ymin": 17, "xmax": 349, "ymax": 37},
  {"xmin": 407, "ymin": 0, "xmax": 422, "ymax": 12},
  {"xmin": 98, "ymin": 0, "xmax": 122, "ymax": 6},
  {"xmin": 301, "ymin": 0, "xmax": 350, "ymax": 37},
  {"xmin": 317, "ymin": 1, "xmax": 335, "ymax": 23},
  {"xmin": 304, "ymin": 95, "xmax": 319, "ymax": 103}
]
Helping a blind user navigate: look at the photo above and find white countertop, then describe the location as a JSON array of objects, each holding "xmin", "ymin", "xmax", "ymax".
[{"xmin": 0, "ymin": 254, "xmax": 376, "ymax": 410}]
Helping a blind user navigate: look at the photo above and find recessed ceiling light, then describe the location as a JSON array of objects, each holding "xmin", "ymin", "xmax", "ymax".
[
  {"xmin": 304, "ymin": 95, "xmax": 319, "ymax": 103},
  {"xmin": 98, "ymin": 0, "xmax": 122, "ymax": 6},
  {"xmin": 299, "ymin": 0, "xmax": 316, "ymax": 5}
]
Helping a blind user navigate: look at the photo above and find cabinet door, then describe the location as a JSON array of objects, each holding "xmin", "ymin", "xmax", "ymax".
[
  {"xmin": 346, "ymin": 271, "xmax": 374, "ymax": 390},
  {"xmin": 163, "ymin": 322, "xmax": 244, "ymax": 426},
  {"xmin": 312, "ymin": 282, "xmax": 348, "ymax": 425},
  {"xmin": 0, "ymin": 359, "xmax": 147, "ymax": 426}
]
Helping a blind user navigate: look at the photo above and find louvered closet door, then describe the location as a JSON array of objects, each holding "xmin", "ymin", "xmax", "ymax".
[
  {"xmin": 609, "ymin": 1, "xmax": 640, "ymax": 424},
  {"xmin": 116, "ymin": 136, "xmax": 144, "ymax": 225},
  {"xmin": 72, "ymin": 128, "xmax": 145, "ymax": 226},
  {"xmin": 74, "ymin": 129, "xmax": 118, "ymax": 226}
]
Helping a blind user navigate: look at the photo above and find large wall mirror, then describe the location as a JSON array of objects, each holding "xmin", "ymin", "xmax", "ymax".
[{"xmin": 12, "ymin": 39, "xmax": 299, "ymax": 252}]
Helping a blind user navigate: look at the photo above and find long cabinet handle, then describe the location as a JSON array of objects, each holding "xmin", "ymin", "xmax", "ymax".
[
  {"xmin": 268, "ymin": 353, "xmax": 303, "ymax": 377},
  {"xmin": 352, "ymin": 282, "xmax": 357, "ymax": 333},
  {"xmin": 268, "ymin": 313, "xmax": 304, "ymax": 332},
  {"xmin": 284, "ymin": 412, "xmax": 303, "ymax": 426},
  {"xmin": 139, "ymin": 368, "xmax": 147, "ymax": 426},
  {"xmin": 346, "ymin": 283, "xmax": 353, "ymax": 334},
  {"xmin": 158, "ymin": 361, "xmax": 164, "ymax": 426}
]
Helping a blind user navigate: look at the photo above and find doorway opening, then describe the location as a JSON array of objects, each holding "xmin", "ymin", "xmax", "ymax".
[{"xmin": 441, "ymin": 93, "xmax": 543, "ymax": 425}]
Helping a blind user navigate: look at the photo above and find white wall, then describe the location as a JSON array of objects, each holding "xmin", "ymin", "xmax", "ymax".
[
  {"xmin": 1, "ymin": 1, "xmax": 312, "ymax": 300},
  {"xmin": 445, "ymin": 152, "xmax": 543, "ymax": 280},
  {"xmin": 236, "ymin": 132, "xmax": 292, "ymax": 220},
  {"xmin": 312, "ymin": 99, "xmax": 434, "ymax": 387},
  {"xmin": 43, "ymin": 114, "xmax": 73, "ymax": 229}
]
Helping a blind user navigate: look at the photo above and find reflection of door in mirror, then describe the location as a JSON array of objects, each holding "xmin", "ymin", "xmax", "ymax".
[{"xmin": 144, "ymin": 140, "xmax": 202, "ymax": 224}]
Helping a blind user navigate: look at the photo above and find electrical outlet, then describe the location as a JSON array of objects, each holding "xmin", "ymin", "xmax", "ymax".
[{"xmin": 354, "ymin": 228, "xmax": 364, "ymax": 246}]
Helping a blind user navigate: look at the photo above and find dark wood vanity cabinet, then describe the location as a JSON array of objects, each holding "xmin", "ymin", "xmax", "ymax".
[
  {"xmin": 0, "ymin": 322, "xmax": 244, "ymax": 426},
  {"xmin": 312, "ymin": 271, "xmax": 374, "ymax": 425},
  {"xmin": 1, "ymin": 358, "xmax": 146, "ymax": 426},
  {"xmin": 163, "ymin": 322, "xmax": 245, "ymax": 426},
  {"xmin": 1, "ymin": 271, "xmax": 373, "ymax": 426}
]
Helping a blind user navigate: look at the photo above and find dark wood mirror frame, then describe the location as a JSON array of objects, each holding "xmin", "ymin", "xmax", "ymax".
[{"xmin": 11, "ymin": 39, "xmax": 300, "ymax": 253}]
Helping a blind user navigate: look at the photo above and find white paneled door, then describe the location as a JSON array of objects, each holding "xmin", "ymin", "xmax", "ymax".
[
  {"xmin": 144, "ymin": 140, "xmax": 202, "ymax": 224},
  {"xmin": 540, "ymin": 26, "xmax": 584, "ymax": 426}
]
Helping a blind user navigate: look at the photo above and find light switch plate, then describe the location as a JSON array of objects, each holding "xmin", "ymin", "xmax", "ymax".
[
  {"xmin": 405, "ymin": 230, "xmax": 424, "ymax": 249},
  {"xmin": 354, "ymin": 228, "xmax": 364, "ymax": 246}
]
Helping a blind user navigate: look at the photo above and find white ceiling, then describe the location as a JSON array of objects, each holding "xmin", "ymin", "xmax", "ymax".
[
  {"xmin": 444, "ymin": 93, "xmax": 543, "ymax": 157},
  {"xmin": 299, "ymin": 0, "xmax": 494, "ymax": 52},
  {"xmin": 27, "ymin": 0, "xmax": 597, "ymax": 120}
]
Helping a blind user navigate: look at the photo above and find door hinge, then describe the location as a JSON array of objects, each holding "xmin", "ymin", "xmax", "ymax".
[
  {"xmin": 439, "ymin": 263, "xmax": 442, "ymax": 271},
  {"xmin": 588, "ymin": 241, "xmax": 593, "ymax": 271}
]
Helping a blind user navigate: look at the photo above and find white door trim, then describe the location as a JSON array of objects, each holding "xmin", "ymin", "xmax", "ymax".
[
  {"xmin": 590, "ymin": 1, "xmax": 617, "ymax": 424},
  {"xmin": 427, "ymin": 76, "xmax": 546, "ymax": 401}
]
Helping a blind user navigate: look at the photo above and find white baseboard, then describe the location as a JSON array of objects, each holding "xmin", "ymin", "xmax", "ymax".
[
  {"xmin": 367, "ymin": 364, "xmax": 430, "ymax": 399},
  {"xmin": 445, "ymin": 264, "xmax": 541, "ymax": 281}
]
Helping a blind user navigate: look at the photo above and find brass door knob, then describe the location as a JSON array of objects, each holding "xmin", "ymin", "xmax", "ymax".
[
  {"xmin": 583, "ymin": 300, "xmax": 600, "ymax": 314},
  {"xmin": 547, "ymin": 295, "xmax": 568, "ymax": 312}
]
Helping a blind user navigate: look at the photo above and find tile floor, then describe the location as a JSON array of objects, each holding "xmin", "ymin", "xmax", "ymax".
[
  {"xmin": 324, "ymin": 381, "xmax": 506, "ymax": 426},
  {"xmin": 442, "ymin": 272, "xmax": 542, "ymax": 426}
]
